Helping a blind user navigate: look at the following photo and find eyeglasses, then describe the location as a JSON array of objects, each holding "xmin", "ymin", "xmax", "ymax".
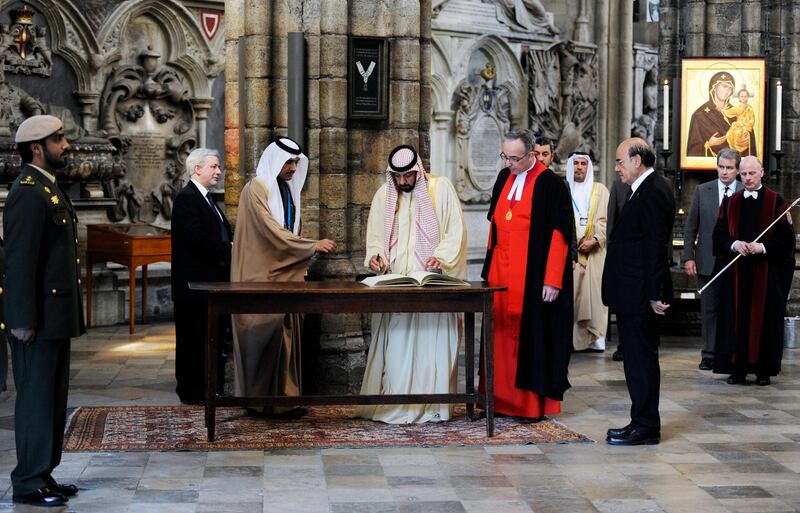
[{"xmin": 500, "ymin": 152, "xmax": 528, "ymax": 163}]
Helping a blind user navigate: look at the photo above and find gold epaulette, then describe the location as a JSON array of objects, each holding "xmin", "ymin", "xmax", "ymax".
[{"xmin": 20, "ymin": 175, "xmax": 35, "ymax": 186}]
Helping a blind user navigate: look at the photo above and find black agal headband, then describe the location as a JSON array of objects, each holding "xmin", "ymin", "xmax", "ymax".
[
  {"xmin": 388, "ymin": 144, "xmax": 418, "ymax": 174},
  {"xmin": 275, "ymin": 137, "xmax": 302, "ymax": 155}
]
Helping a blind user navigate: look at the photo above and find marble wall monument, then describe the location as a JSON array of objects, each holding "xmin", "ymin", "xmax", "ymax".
[{"xmin": 0, "ymin": 0, "xmax": 226, "ymax": 326}]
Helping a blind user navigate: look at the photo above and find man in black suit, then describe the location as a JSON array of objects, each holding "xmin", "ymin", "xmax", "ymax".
[
  {"xmin": 5, "ymin": 115, "xmax": 84, "ymax": 507},
  {"xmin": 602, "ymin": 137, "xmax": 675, "ymax": 446},
  {"xmin": 170, "ymin": 148, "xmax": 232, "ymax": 405},
  {"xmin": 683, "ymin": 148, "xmax": 742, "ymax": 371},
  {"xmin": 606, "ymin": 175, "xmax": 630, "ymax": 362}
]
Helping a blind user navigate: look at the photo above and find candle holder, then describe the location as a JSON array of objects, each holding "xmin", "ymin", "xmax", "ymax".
[
  {"xmin": 771, "ymin": 150, "xmax": 784, "ymax": 181},
  {"xmin": 659, "ymin": 149, "xmax": 673, "ymax": 174}
]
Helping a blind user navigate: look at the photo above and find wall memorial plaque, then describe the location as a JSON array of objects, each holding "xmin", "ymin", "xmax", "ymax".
[
  {"xmin": 468, "ymin": 115, "xmax": 504, "ymax": 190},
  {"xmin": 348, "ymin": 36, "xmax": 388, "ymax": 120}
]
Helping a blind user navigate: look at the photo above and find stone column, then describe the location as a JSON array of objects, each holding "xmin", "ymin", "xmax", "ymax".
[
  {"xmin": 75, "ymin": 92, "xmax": 99, "ymax": 132},
  {"xmin": 191, "ymin": 97, "xmax": 215, "ymax": 148},
  {"xmin": 594, "ymin": 0, "xmax": 611, "ymax": 183},
  {"xmin": 223, "ymin": 0, "xmax": 245, "ymax": 220},
  {"xmin": 683, "ymin": 0, "xmax": 705, "ymax": 56}
]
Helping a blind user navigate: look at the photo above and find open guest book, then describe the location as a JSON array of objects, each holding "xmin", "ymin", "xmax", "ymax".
[{"xmin": 360, "ymin": 270, "xmax": 469, "ymax": 288}]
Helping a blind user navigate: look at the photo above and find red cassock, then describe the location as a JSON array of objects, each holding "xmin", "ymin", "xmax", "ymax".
[{"xmin": 480, "ymin": 165, "xmax": 568, "ymax": 418}]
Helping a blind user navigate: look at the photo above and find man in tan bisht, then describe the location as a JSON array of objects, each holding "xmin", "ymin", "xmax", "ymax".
[
  {"xmin": 566, "ymin": 152, "xmax": 610, "ymax": 352},
  {"xmin": 357, "ymin": 144, "xmax": 467, "ymax": 424},
  {"xmin": 231, "ymin": 137, "xmax": 336, "ymax": 418}
]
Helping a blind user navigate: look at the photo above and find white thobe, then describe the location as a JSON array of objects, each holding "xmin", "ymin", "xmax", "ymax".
[{"xmin": 357, "ymin": 175, "xmax": 467, "ymax": 424}]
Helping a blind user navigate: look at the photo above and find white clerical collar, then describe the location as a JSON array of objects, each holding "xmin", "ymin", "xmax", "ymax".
[
  {"xmin": 191, "ymin": 177, "xmax": 211, "ymax": 197},
  {"xmin": 630, "ymin": 167, "xmax": 655, "ymax": 194},
  {"xmin": 27, "ymin": 164, "xmax": 56, "ymax": 184},
  {"xmin": 506, "ymin": 164, "xmax": 534, "ymax": 201}
]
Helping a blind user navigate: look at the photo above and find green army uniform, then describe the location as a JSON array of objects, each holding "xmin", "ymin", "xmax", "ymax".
[{"xmin": 4, "ymin": 164, "xmax": 84, "ymax": 495}]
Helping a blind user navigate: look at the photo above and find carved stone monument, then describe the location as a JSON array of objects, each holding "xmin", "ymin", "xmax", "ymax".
[
  {"xmin": 526, "ymin": 41, "xmax": 598, "ymax": 167},
  {"xmin": 453, "ymin": 62, "xmax": 513, "ymax": 203},
  {"xmin": 100, "ymin": 46, "xmax": 196, "ymax": 223}
]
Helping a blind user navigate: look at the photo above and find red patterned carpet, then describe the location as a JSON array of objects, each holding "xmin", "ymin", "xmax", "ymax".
[{"xmin": 64, "ymin": 405, "xmax": 591, "ymax": 451}]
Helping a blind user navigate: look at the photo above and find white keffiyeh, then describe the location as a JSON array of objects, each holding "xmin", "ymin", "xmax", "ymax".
[
  {"xmin": 383, "ymin": 147, "xmax": 440, "ymax": 269},
  {"xmin": 254, "ymin": 138, "xmax": 308, "ymax": 235}
]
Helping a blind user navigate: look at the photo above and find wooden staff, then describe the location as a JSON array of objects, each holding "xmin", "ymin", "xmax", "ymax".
[{"xmin": 698, "ymin": 196, "xmax": 800, "ymax": 295}]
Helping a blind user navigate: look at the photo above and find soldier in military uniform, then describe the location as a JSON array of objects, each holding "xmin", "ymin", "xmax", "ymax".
[{"xmin": 4, "ymin": 115, "xmax": 84, "ymax": 507}]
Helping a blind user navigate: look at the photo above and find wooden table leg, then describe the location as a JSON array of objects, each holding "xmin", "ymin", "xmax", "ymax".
[
  {"xmin": 85, "ymin": 256, "xmax": 93, "ymax": 329},
  {"xmin": 206, "ymin": 296, "xmax": 218, "ymax": 442},
  {"xmin": 483, "ymin": 294, "xmax": 494, "ymax": 437},
  {"xmin": 129, "ymin": 264, "xmax": 136, "ymax": 335},
  {"xmin": 464, "ymin": 311, "xmax": 475, "ymax": 421},
  {"xmin": 141, "ymin": 265, "xmax": 148, "ymax": 325}
]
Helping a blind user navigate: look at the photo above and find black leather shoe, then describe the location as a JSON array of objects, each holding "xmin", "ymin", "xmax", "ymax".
[
  {"xmin": 756, "ymin": 375, "xmax": 771, "ymax": 386},
  {"xmin": 607, "ymin": 427, "xmax": 660, "ymax": 446},
  {"xmin": 45, "ymin": 476, "xmax": 79, "ymax": 497},
  {"xmin": 516, "ymin": 415, "xmax": 546, "ymax": 424},
  {"xmin": 606, "ymin": 424, "xmax": 634, "ymax": 438},
  {"xmin": 47, "ymin": 477, "xmax": 78, "ymax": 497},
  {"xmin": 726, "ymin": 373, "xmax": 746, "ymax": 385},
  {"xmin": 698, "ymin": 357, "xmax": 713, "ymax": 371},
  {"xmin": 12, "ymin": 487, "xmax": 68, "ymax": 507},
  {"xmin": 612, "ymin": 350, "xmax": 624, "ymax": 362}
]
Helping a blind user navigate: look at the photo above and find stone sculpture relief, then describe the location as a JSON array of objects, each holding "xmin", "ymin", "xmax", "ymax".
[
  {"xmin": 495, "ymin": 0, "xmax": 560, "ymax": 35},
  {"xmin": 99, "ymin": 46, "xmax": 196, "ymax": 222},
  {"xmin": 631, "ymin": 48, "xmax": 659, "ymax": 147},
  {"xmin": 0, "ymin": 5, "xmax": 52, "ymax": 79},
  {"xmin": 526, "ymin": 41, "xmax": 598, "ymax": 167},
  {"xmin": 632, "ymin": 68, "xmax": 658, "ymax": 146},
  {"xmin": 453, "ymin": 61, "xmax": 514, "ymax": 203}
]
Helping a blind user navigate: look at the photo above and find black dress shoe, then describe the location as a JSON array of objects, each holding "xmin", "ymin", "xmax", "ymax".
[
  {"xmin": 698, "ymin": 357, "xmax": 713, "ymax": 371},
  {"xmin": 516, "ymin": 415, "xmax": 546, "ymax": 424},
  {"xmin": 726, "ymin": 373, "xmax": 746, "ymax": 385},
  {"xmin": 45, "ymin": 476, "xmax": 78, "ymax": 497},
  {"xmin": 612, "ymin": 350, "xmax": 624, "ymax": 362},
  {"xmin": 606, "ymin": 424, "xmax": 634, "ymax": 438},
  {"xmin": 607, "ymin": 427, "xmax": 660, "ymax": 446},
  {"xmin": 12, "ymin": 487, "xmax": 68, "ymax": 507},
  {"xmin": 756, "ymin": 375, "xmax": 771, "ymax": 386}
]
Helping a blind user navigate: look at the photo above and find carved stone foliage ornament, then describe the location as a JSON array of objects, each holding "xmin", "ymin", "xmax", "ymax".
[
  {"xmin": 99, "ymin": 47, "xmax": 196, "ymax": 223},
  {"xmin": 0, "ymin": 5, "xmax": 52, "ymax": 79},
  {"xmin": 526, "ymin": 41, "xmax": 598, "ymax": 166},
  {"xmin": 453, "ymin": 62, "xmax": 513, "ymax": 204},
  {"xmin": 496, "ymin": 0, "xmax": 560, "ymax": 35}
]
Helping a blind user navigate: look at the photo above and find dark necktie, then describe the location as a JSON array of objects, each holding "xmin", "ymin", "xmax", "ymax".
[{"xmin": 206, "ymin": 193, "xmax": 230, "ymax": 243}]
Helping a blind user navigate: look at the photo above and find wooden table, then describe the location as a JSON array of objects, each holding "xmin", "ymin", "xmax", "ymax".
[
  {"xmin": 86, "ymin": 224, "xmax": 171, "ymax": 334},
  {"xmin": 188, "ymin": 281, "xmax": 503, "ymax": 442}
]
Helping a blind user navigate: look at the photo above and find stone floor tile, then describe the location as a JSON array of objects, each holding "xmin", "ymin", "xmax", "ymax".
[
  {"xmin": 717, "ymin": 498, "xmax": 797, "ymax": 512},
  {"xmin": 592, "ymin": 499, "xmax": 666, "ymax": 512},
  {"xmin": 461, "ymin": 500, "xmax": 532, "ymax": 512}
]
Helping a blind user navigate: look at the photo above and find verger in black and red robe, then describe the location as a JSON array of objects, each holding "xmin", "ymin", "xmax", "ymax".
[
  {"xmin": 479, "ymin": 161, "xmax": 574, "ymax": 418},
  {"xmin": 712, "ymin": 186, "xmax": 795, "ymax": 377}
]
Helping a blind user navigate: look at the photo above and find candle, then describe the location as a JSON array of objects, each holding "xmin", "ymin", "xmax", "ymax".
[
  {"xmin": 776, "ymin": 81, "xmax": 782, "ymax": 152},
  {"xmin": 663, "ymin": 80, "xmax": 670, "ymax": 151}
]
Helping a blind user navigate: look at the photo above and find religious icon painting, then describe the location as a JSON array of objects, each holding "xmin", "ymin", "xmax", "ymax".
[{"xmin": 680, "ymin": 58, "xmax": 766, "ymax": 170}]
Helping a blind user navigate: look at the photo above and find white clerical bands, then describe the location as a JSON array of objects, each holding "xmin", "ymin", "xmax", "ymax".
[{"xmin": 506, "ymin": 171, "xmax": 528, "ymax": 201}]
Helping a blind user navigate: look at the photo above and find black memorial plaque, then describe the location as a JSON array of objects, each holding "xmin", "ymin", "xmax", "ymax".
[{"xmin": 348, "ymin": 36, "xmax": 389, "ymax": 120}]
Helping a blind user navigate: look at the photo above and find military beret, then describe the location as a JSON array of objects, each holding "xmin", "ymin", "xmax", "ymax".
[{"xmin": 15, "ymin": 115, "xmax": 63, "ymax": 143}]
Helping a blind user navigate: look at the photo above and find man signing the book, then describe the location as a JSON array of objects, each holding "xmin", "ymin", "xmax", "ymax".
[{"xmin": 357, "ymin": 144, "xmax": 467, "ymax": 424}]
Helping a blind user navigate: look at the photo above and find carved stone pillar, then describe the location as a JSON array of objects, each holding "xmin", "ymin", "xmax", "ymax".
[
  {"xmin": 191, "ymin": 97, "xmax": 215, "ymax": 148},
  {"xmin": 224, "ymin": 0, "xmax": 245, "ymax": 221},
  {"xmin": 75, "ymin": 92, "xmax": 100, "ymax": 132}
]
